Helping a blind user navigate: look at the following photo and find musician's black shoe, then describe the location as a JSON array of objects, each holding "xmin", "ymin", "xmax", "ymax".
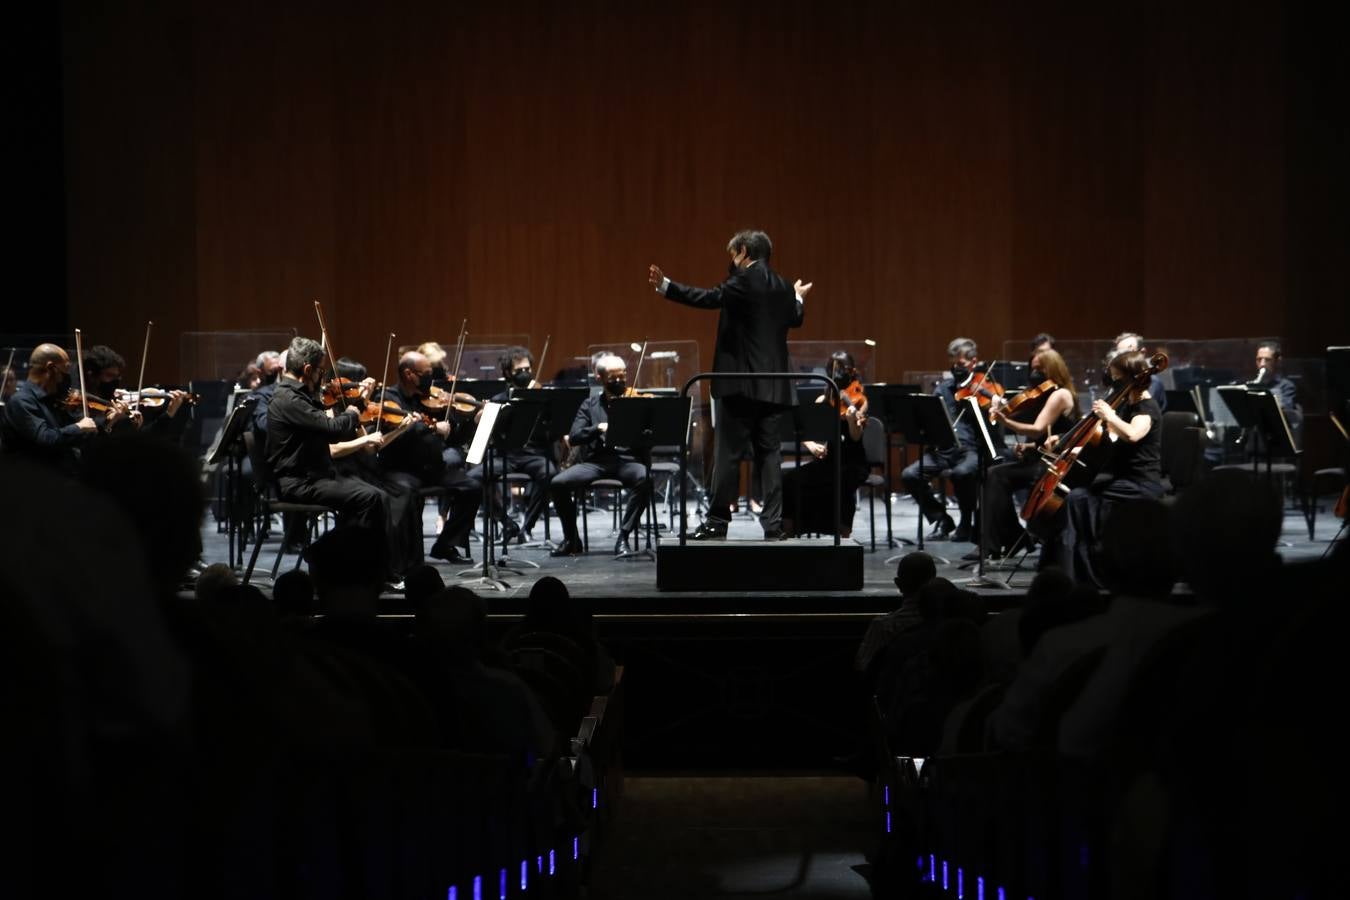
[
  {"xmin": 952, "ymin": 524, "xmax": 973, "ymax": 543},
  {"xmin": 499, "ymin": 518, "xmax": 523, "ymax": 544},
  {"xmin": 549, "ymin": 539, "xmax": 583, "ymax": 557},
  {"xmin": 429, "ymin": 544, "xmax": 474, "ymax": 564},
  {"xmin": 762, "ymin": 529, "xmax": 788, "ymax": 541},
  {"xmin": 613, "ymin": 532, "xmax": 635, "ymax": 557},
  {"xmin": 926, "ymin": 514, "xmax": 956, "ymax": 541},
  {"xmin": 691, "ymin": 521, "xmax": 728, "ymax": 541}
]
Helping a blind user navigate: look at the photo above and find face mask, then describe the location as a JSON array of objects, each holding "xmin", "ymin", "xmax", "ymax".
[
  {"xmin": 951, "ymin": 364, "xmax": 970, "ymax": 382},
  {"xmin": 510, "ymin": 369, "xmax": 533, "ymax": 388},
  {"xmin": 832, "ymin": 371, "xmax": 852, "ymax": 390},
  {"xmin": 262, "ymin": 369, "xmax": 279, "ymax": 385},
  {"xmin": 417, "ymin": 372, "xmax": 434, "ymax": 394},
  {"xmin": 55, "ymin": 370, "xmax": 71, "ymax": 396},
  {"xmin": 605, "ymin": 378, "xmax": 627, "ymax": 397},
  {"xmin": 1030, "ymin": 368, "xmax": 1045, "ymax": 382},
  {"xmin": 96, "ymin": 379, "xmax": 120, "ymax": 400}
]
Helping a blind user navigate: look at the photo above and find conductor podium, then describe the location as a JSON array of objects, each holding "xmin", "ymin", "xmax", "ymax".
[{"xmin": 655, "ymin": 372, "xmax": 864, "ymax": 592}]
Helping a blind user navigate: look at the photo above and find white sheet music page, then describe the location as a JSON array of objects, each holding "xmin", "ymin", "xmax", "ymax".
[{"xmin": 466, "ymin": 401, "xmax": 501, "ymax": 466}]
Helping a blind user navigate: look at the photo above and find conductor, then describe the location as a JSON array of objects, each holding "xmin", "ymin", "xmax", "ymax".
[{"xmin": 649, "ymin": 229, "xmax": 812, "ymax": 539}]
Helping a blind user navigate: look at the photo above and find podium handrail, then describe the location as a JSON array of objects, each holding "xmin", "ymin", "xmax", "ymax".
[{"xmin": 679, "ymin": 372, "xmax": 842, "ymax": 547}]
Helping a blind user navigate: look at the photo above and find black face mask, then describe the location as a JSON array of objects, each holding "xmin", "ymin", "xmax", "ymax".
[
  {"xmin": 54, "ymin": 371, "xmax": 72, "ymax": 396},
  {"xmin": 832, "ymin": 371, "xmax": 853, "ymax": 390},
  {"xmin": 96, "ymin": 379, "xmax": 120, "ymax": 400},
  {"xmin": 951, "ymin": 364, "xmax": 971, "ymax": 382},
  {"xmin": 1029, "ymin": 368, "xmax": 1045, "ymax": 382},
  {"xmin": 605, "ymin": 378, "xmax": 627, "ymax": 397},
  {"xmin": 262, "ymin": 369, "xmax": 279, "ymax": 386},
  {"xmin": 510, "ymin": 369, "xmax": 533, "ymax": 388},
  {"xmin": 417, "ymin": 372, "xmax": 434, "ymax": 394}
]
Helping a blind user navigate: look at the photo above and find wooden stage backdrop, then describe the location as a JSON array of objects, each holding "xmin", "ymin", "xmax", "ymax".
[{"xmin": 59, "ymin": 1, "xmax": 1347, "ymax": 385}]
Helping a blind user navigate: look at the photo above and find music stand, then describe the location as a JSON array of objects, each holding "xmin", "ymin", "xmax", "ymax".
[
  {"xmin": 957, "ymin": 396, "xmax": 1012, "ymax": 589},
  {"xmin": 510, "ymin": 387, "xmax": 588, "ymax": 548},
  {"xmin": 604, "ymin": 396, "xmax": 693, "ymax": 561},
  {"xmin": 208, "ymin": 396, "xmax": 257, "ymax": 569},
  {"xmin": 458, "ymin": 399, "xmax": 543, "ymax": 590},
  {"xmin": 886, "ymin": 393, "xmax": 958, "ymax": 565},
  {"xmin": 1217, "ymin": 386, "xmax": 1299, "ymax": 477},
  {"xmin": 868, "ymin": 385, "xmax": 921, "ymax": 552}
]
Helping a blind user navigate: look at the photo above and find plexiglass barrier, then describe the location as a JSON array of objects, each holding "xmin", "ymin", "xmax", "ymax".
[
  {"xmin": 399, "ymin": 334, "xmax": 535, "ymax": 382},
  {"xmin": 180, "ymin": 330, "xmax": 297, "ymax": 383}
]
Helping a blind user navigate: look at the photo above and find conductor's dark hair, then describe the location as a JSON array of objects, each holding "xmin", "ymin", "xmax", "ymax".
[
  {"xmin": 286, "ymin": 336, "xmax": 324, "ymax": 375},
  {"xmin": 83, "ymin": 345, "xmax": 126, "ymax": 376},
  {"xmin": 1257, "ymin": 339, "xmax": 1282, "ymax": 359},
  {"xmin": 727, "ymin": 229, "xmax": 773, "ymax": 261},
  {"xmin": 499, "ymin": 346, "xmax": 533, "ymax": 377},
  {"xmin": 1030, "ymin": 333, "xmax": 1056, "ymax": 351}
]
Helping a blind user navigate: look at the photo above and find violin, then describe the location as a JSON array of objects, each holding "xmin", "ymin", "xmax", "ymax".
[
  {"xmin": 361, "ymin": 399, "xmax": 429, "ymax": 429},
  {"xmin": 989, "ymin": 379, "xmax": 1057, "ymax": 424},
  {"xmin": 1021, "ymin": 352, "xmax": 1168, "ymax": 536},
  {"xmin": 320, "ymin": 377, "xmax": 370, "ymax": 408},
  {"xmin": 64, "ymin": 388, "xmax": 115, "ymax": 416},
  {"xmin": 117, "ymin": 387, "xmax": 200, "ymax": 409},
  {"xmin": 954, "ymin": 361, "xmax": 1005, "ymax": 408},
  {"xmin": 838, "ymin": 379, "xmax": 868, "ymax": 422},
  {"xmin": 420, "ymin": 385, "xmax": 483, "ymax": 416}
]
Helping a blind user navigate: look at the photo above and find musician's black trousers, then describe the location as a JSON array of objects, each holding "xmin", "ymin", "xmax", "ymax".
[
  {"xmin": 550, "ymin": 458, "xmax": 649, "ymax": 546},
  {"xmin": 1055, "ymin": 476, "xmax": 1163, "ymax": 587},
  {"xmin": 707, "ymin": 396, "xmax": 785, "ymax": 534}
]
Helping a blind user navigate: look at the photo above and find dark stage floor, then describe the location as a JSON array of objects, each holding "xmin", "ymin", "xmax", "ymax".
[{"xmin": 202, "ymin": 492, "xmax": 1342, "ymax": 617}]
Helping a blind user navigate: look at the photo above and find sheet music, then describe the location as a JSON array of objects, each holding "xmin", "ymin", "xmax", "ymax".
[
  {"xmin": 966, "ymin": 396, "xmax": 997, "ymax": 458},
  {"xmin": 466, "ymin": 401, "xmax": 501, "ymax": 466}
]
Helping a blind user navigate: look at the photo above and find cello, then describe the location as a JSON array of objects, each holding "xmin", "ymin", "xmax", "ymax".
[{"xmin": 1021, "ymin": 351, "xmax": 1168, "ymax": 536}]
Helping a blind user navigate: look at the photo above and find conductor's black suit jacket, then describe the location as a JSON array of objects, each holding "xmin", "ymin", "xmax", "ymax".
[{"xmin": 664, "ymin": 261, "xmax": 804, "ymax": 406}]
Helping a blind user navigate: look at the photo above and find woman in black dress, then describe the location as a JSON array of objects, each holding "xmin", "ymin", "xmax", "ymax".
[{"xmin": 782, "ymin": 351, "xmax": 871, "ymax": 538}]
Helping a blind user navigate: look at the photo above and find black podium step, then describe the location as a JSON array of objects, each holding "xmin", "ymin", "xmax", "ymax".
[{"xmin": 656, "ymin": 537, "xmax": 865, "ymax": 592}]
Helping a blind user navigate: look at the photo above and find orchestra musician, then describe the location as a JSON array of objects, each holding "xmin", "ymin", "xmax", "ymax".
[
  {"xmin": 0, "ymin": 343, "xmax": 97, "ymax": 472},
  {"xmin": 547, "ymin": 354, "xmax": 651, "ymax": 557},
  {"xmin": 1045, "ymin": 348, "xmax": 1165, "ymax": 586},
  {"xmin": 1111, "ymin": 332, "xmax": 1167, "ymax": 412},
  {"xmin": 780, "ymin": 351, "xmax": 871, "ymax": 538},
  {"xmin": 377, "ymin": 350, "xmax": 482, "ymax": 564},
  {"xmin": 977, "ymin": 348, "xmax": 1080, "ymax": 559},
  {"xmin": 265, "ymin": 336, "xmax": 407, "ymax": 580},
  {"xmin": 466, "ymin": 346, "xmax": 556, "ymax": 543},
  {"xmin": 1252, "ymin": 339, "xmax": 1299, "ymax": 413},
  {"xmin": 649, "ymin": 229, "xmax": 811, "ymax": 540},
  {"xmin": 899, "ymin": 337, "xmax": 983, "ymax": 542}
]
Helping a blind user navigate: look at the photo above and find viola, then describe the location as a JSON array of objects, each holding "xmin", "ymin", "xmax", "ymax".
[
  {"xmin": 1021, "ymin": 352, "xmax": 1168, "ymax": 536},
  {"xmin": 989, "ymin": 379, "xmax": 1057, "ymax": 424},
  {"xmin": 838, "ymin": 379, "xmax": 868, "ymax": 422},
  {"xmin": 420, "ymin": 385, "xmax": 483, "ymax": 417},
  {"xmin": 117, "ymin": 387, "xmax": 200, "ymax": 409},
  {"xmin": 64, "ymin": 388, "xmax": 115, "ymax": 416},
  {"xmin": 321, "ymin": 377, "xmax": 375, "ymax": 408},
  {"xmin": 954, "ymin": 362, "xmax": 1005, "ymax": 408},
  {"xmin": 361, "ymin": 399, "xmax": 429, "ymax": 429}
]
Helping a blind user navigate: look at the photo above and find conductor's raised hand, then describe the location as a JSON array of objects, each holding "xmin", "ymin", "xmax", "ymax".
[
  {"xmin": 648, "ymin": 265, "xmax": 665, "ymax": 288},
  {"xmin": 794, "ymin": 279, "xmax": 813, "ymax": 299}
]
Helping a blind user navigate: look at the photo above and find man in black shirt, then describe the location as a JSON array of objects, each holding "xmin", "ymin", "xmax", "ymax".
[
  {"xmin": 1053, "ymin": 349, "xmax": 1164, "ymax": 587},
  {"xmin": 1, "ymin": 344, "xmax": 96, "ymax": 472},
  {"xmin": 467, "ymin": 345, "xmax": 556, "ymax": 542},
  {"xmin": 547, "ymin": 354, "xmax": 650, "ymax": 556},
  {"xmin": 649, "ymin": 229, "xmax": 811, "ymax": 539},
  {"xmin": 265, "ymin": 336, "xmax": 395, "ymax": 554},
  {"xmin": 377, "ymin": 350, "xmax": 482, "ymax": 564},
  {"xmin": 900, "ymin": 337, "xmax": 983, "ymax": 541}
]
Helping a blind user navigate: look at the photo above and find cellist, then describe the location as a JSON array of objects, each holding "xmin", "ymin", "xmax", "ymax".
[{"xmin": 1045, "ymin": 348, "xmax": 1164, "ymax": 586}]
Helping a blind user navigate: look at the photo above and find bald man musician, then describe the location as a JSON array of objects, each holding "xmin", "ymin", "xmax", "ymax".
[{"xmin": 0, "ymin": 344, "xmax": 96, "ymax": 472}]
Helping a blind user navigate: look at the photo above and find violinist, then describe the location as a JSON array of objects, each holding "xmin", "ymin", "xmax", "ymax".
[
  {"xmin": 0, "ymin": 344, "xmax": 97, "ymax": 473},
  {"xmin": 466, "ymin": 346, "xmax": 556, "ymax": 542},
  {"xmin": 418, "ymin": 341, "xmax": 450, "ymax": 380},
  {"xmin": 780, "ymin": 351, "xmax": 871, "ymax": 538},
  {"xmin": 247, "ymin": 349, "xmax": 286, "ymax": 439},
  {"xmin": 900, "ymin": 337, "xmax": 983, "ymax": 542},
  {"xmin": 1048, "ymin": 349, "xmax": 1164, "ymax": 586},
  {"xmin": 977, "ymin": 348, "xmax": 1080, "ymax": 558},
  {"xmin": 376, "ymin": 350, "xmax": 482, "ymax": 564},
  {"xmin": 547, "ymin": 354, "xmax": 651, "ymax": 557},
  {"xmin": 265, "ymin": 337, "xmax": 403, "ymax": 575},
  {"xmin": 79, "ymin": 345, "xmax": 142, "ymax": 432}
]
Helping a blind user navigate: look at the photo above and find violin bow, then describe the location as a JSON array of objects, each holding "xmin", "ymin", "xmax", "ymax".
[
  {"xmin": 952, "ymin": 358, "xmax": 998, "ymax": 426},
  {"xmin": 632, "ymin": 338, "xmax": 650, "ymax": 391},
  {"xmin": 73, "ymin": 328, "xmax": 88, "ymax": 420},
  {"xmin": 532, "ymin": 334, "xmax": 551, "ymax": 388},
  {"xmin": 313, "ymin": 300, "xmax": 343, "ymax": 383},
  {"xmin": 132, "ymin": 320, "xmax": 153, "ymax": 414},
  {"xmin": 444, "ymin": 319, "xmax": 468, "ymax": 423},
  {"xmin": 377, "ymin": 332, "xmax": 395, "ymax": 433},
  {"xmin": 1, "ymin": 346, "xmax": 15, "ymax": 395}
]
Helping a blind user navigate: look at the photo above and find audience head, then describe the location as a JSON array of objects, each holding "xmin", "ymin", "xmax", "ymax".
[
  {"xmin": 1171, "ymin": 469, "xmax": 1282, "ymax": 602},
  {"xmin": 194, "ymin": 563, "xmax": 239, "ymax": 605},
  {"xmin": 416, "ymin": 586, "xmax": 487, "ymax": 659},
  {"xmin": 942, "ymin": 588, "xmax": 988, "ymax": 626},
  {"xmin": 917, "ymin": 577, "xmax": 958, "ymax": 623},
  {"xmin": 303, "ymin": 526, "xmax": 387, "ymax": 615},
  {"xmin": 80, "ymin": 433, "xmax": 205, "ymax": 596},
  {"xmin": 1019, "ymin": 567, "xmax": 1076, "ymax": 656},
  {"xmin": 894, "ymin": 551, "xmax": 937, "ymax": 597},
  {"xmin": 272, "ymin": 568, "xmax": 315, "ymax": 618},
  {"xmin": 403, "ymin": 564, "xmax": 446, "ymax": 611},
  {"xmin": 1099, "ymin": 498, "xmax": 1178, "ymax": 599},
  {"xmin": 930, "ymin": 619, "xmax": 985, "ymax": 699}
]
